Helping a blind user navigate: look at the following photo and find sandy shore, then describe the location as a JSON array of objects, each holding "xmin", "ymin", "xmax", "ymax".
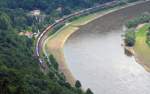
[
  {"xmin": 45, "ymin": 26, "xmax": 79, "ymax": 85},
  {"xmin": 124, "ymin": 45, "xmax": 150, "ymax": 72}
]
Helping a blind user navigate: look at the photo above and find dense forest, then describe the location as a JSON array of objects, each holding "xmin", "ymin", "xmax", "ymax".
[
  {"xmin": 0, "ymin": 0, "xmax": 116, "ymax": 33},
  {"xmin": 0, "ymin": 9, "xmax": 86, "ymax": 94},
  {"xmin": 0, "ymin": 0, "xmax": 113, "ymax": 94},
  {"xmin": 0, "ymin": 0, "xmax": 139, "ymax": 94}
]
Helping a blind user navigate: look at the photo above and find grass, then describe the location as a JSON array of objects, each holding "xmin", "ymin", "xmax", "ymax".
[{"xmin": 134, "ymin": 23, "xmax": 150, "ymax": 71}]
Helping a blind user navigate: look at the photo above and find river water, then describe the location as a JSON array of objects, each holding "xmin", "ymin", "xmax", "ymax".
[{"xmin": 64, "ymin": 1, "xmax": 150, "ymax": 94}]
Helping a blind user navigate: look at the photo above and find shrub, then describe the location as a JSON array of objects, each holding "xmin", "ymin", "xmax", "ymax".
[
  {"xmin": 86, "ymin": 88, "xmax": 94, "ymax": 94},
  {"xmin": 75, "ymin": 80, "xmax": 81, "ymax": 88},
  {"xmin": 124, "ymin": 29, "xmax": 136, "ymax": 46},
  {"xmin": 49, "ymin": 55, "xmax": 59, "ymax": 70},
  {"xmin": 146, "ymin": 27, "xmax": 150, "ymax": 46},
  {"xmin": 125, "ymin": 13, "xmax": 150, "ymax": 28}
]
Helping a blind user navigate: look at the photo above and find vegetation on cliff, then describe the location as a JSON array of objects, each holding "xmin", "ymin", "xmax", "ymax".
[
  {"xmin": 0, "ymin": 10, "xmax": 90, "ymax": 94},
  {"xmin": 146, "ymin": 27, "xmax": 150, "ymax": 46}
]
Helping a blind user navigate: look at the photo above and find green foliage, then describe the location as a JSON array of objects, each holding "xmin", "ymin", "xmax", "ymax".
[
  {"xmin": 0, "ymin": 27, "xmax": 86, "ymax": 94},
  {"xmin": 49, "ymin": 55, "xmax": 59, "ymax": 70},
  {"xmin": 75, "ymin": 80, "xmax": 82, "ymax": 88},
  {"xmin": 125, "ymin": 29, "xmax": 136, "ymax": 46},
  {"xmin": 0, "ymin": 10, "xmax": 87, "ymax": 94},
  {"xmin": 0, "ymin": 11, "xmax": 11, "ymax": 30},
  {"xmin": 0, "ymin": 0, "xmax": 115, "ymax": 14},
  {"xmin": 125, "ymin": 13, "xmax": 150, "ymax": 28},
  {"xmin": 86, "ymin": 88, "xmax": 94, "ymax": 94},
  {"xmin": 51, "ymin": 24, "xmax": 65, "ymax": 36}
]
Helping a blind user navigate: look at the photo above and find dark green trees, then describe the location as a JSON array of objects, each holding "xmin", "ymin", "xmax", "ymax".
[
  {"xmin": 0, "ymin": 10, "xmax": 87, "ymax": 94},
  {"xmin": 146, "ymin": 27, "xmax": 150, "ymax": 45},
  {"xmin": 0, "ymin": 12, "xmax": 11, "ymax": 30},
  {"xmin": 126, "ymin": 13, "xmax": 150, "ymax": 28},
  {"xmin": 75, "ymin": 80, "xmax": 82, "ymax": 88},
  {"xmin": 125, "ymin": 29, "xmax": 136, "ymax": 46},
  {"xmin": 49, "ymin": 55, "xmax": 59, "ymax": 70},
  {"xmin": 86, "ymin": 88, "xmax": 94, "ymax": 94}
]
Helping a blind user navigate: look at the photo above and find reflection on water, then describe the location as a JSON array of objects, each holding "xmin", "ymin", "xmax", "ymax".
[{"xmin": 64, "ymin": 1, "xmax": 150, "ymax": 94}]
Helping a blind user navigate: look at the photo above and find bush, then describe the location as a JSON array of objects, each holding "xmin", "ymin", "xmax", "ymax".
[
  {"xmin": 125, "ymin": 29, "xmax": 136, "ymax": 46},
  {"xmin": 86, "ymin": 88, "xmax": 94, "ymax": 94},
  {"xmin": 49, "ymin": 55, "xmax": 59, "ymax": 70},
  {"xmin": 125, "ymin": 13, "xmax": 150, "ymax": 28},
  {"xmin": 146, "ymin": 27, "xmax": 150, "ymax": 46},
  {"xmin": 75, "ymin": 80, "xmax": 82, "ymax": 88},
  {"xmin": 0, "ymin": 11, "xmax": 11, "ymax": 30}
]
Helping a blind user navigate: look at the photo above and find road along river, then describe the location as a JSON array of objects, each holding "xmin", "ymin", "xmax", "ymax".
[{"xmin": 64, "ymin": 1, "xmax": 150, "ymax": 94}]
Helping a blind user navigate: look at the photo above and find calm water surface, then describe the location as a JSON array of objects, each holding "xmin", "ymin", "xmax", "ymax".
[{"xmin": 64, "ymin": 1, "xmax": 150, "ymax": 94}]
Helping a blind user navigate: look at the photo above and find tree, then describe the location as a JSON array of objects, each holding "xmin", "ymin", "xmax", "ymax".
[
  {"xmin": 0, "ymin": 12, "xmax": 11, "ymax": 30},
  {"xmin": 147, "ymin": 27, "xmax": 150, "ymax": 36},
  {"xmin": 49, "ymin": 55, "xmax": 59, "ymax": 70},
  {"xmin": 0, "ymin": 76, "xmax": 10, "ymax": 94},
  {"xmin": 126, "ymin": 13, "xmax": 150, "ymax": 28},
  {"xmin": 146, "ymin": 27, "xmax": 150, "ymax": 43},
  {"xmin": 125, "ymin": 29, "xmax": 136, "ymax": 46},
  {"xmin": 149, "ymin": 27, "xmax": 150, "ymax": 31},
  {"xmin": 86, "ymin": 88, "xmax": 94, "ymax": 94},
  {"xmin": 75, "ymin": 80, "xmax": 81, "ymax": 88}
]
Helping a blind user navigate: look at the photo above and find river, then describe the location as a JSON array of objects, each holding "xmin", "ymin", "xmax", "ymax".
[{"xmin": 64, "ymin": 1, "xmax": 150, "ymax": 94}]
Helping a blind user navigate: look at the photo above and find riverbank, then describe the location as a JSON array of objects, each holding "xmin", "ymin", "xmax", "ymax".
[
  {"xmin": 44, "ymin": 1, "xmax": 150, "ymax": 86},
  {"xmin": 134, "ymin": 24, "xmax": 150, "ymax": 72},
  {"xmin": 124, "ymin": 23, "xmax": 150, "ymax": 72}
]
